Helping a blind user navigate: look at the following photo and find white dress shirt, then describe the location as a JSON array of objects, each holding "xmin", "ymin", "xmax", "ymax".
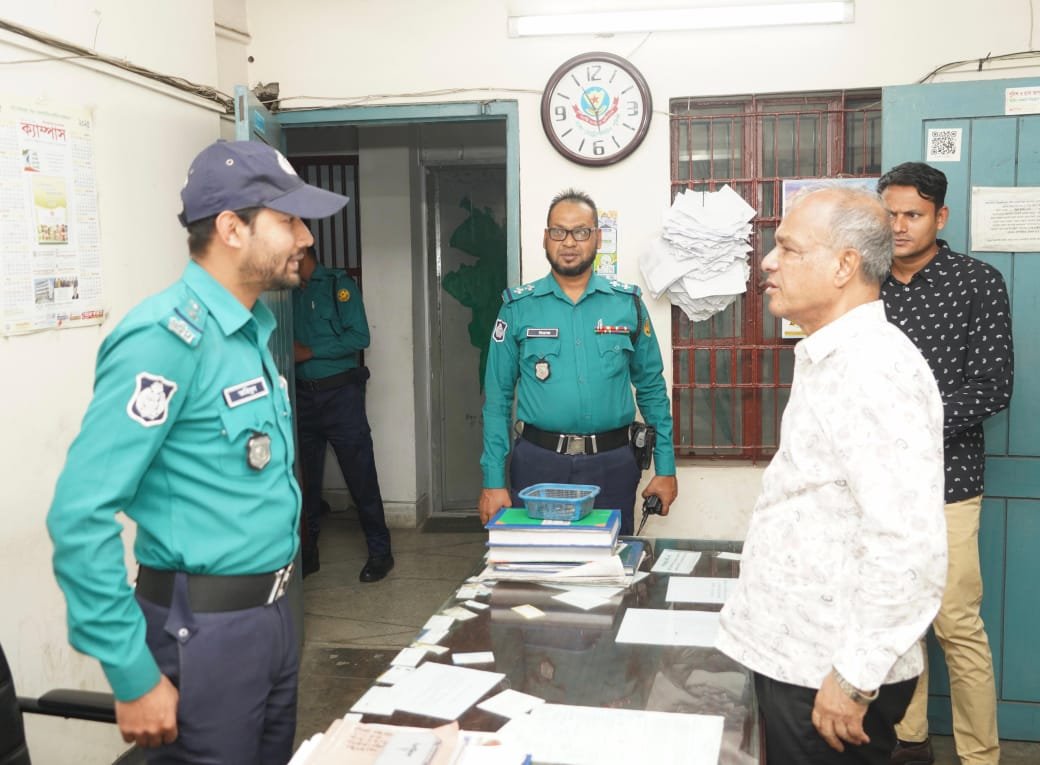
[{"xmin": 717, "ymin": 300, "xmax": 946, "ymax": 691}]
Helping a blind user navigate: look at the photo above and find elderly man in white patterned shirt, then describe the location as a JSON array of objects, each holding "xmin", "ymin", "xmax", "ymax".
[{"xmin": 716, "ymin": 186, "xmax": 947, "ymax": 765}]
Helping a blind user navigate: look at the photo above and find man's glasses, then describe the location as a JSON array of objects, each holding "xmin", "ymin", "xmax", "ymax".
[{"xmin": 546, "ymin": 226, "xmax": 596, "ymax": 242}]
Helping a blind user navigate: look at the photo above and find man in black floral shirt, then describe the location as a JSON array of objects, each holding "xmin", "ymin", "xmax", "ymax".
[{"xmin": 879, "ymin": 162, "xmax": 1013, "ymax": 765}]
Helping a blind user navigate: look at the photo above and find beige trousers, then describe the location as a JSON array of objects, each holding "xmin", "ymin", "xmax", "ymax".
[{"xmin": 896, "ymin": 495, "xmax": 999, "ymax": 764}]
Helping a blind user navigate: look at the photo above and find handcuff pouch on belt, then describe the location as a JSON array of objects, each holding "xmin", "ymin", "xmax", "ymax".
[{"xmin": 630, "ymin": 422, "xmax": 656, "ymax": 471}]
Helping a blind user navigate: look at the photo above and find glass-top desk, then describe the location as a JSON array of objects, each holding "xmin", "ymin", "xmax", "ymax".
[{"xmin": 353, "ymin": 538, "xmax": 761, "ymax": 765}]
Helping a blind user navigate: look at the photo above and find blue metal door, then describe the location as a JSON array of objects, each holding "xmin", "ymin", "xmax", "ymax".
[{"xmin": 883, "ymin": 77, "xmax": 1040, "ymax": 740}]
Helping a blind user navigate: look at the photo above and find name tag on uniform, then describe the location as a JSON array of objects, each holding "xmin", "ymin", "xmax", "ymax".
[
  {"xmin": 526, "ymin": 328, "xmax": 559, "ymax": 338},
  {"xmin": 223, "ymin": 377, "xmax": 269, "ymax": 408}
]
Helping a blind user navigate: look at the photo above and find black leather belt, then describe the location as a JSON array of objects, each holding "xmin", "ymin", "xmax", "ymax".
[
  {"xmin": 520, "ymin": 423, "xmax": 630, "ymax": 455},
  {"xmin": 296, "ymin": 370, "xmax": 353, "ymax": 392},
  {"xmin": 135, "ymin": 564, "xmax": 293, "ymax": 612}
]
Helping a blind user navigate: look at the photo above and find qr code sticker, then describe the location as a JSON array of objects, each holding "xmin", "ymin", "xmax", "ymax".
[{"xmin": 926, "ymin": 127, "xmax": 962, "ymax": 162}]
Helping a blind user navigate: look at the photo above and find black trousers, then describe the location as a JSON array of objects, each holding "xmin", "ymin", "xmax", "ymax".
[
  {"xmin": 754, "ymin": 673, "xmax": 917, "ymax": 765},
  {"xmin": 137, "ymin": 574, "xmax": 298, "ymax": 765},
  {"xmin": 296, "ymin": 382, "xmax": 391, "ymax": 557},
  {"xmin": 508, "ymin": 437, "xmax": 641, "ymax": 534}
]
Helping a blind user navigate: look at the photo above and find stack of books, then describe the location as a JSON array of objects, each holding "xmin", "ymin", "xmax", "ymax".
[{"xmin": 480, "ymin": 508, "xmax": 644, "ymax": 584}]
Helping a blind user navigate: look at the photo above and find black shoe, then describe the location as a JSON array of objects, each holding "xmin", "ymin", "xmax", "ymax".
[
  {"xmin": 302, "ymin": 545, "xmax": 320, "ymax": 578},
  {"xmin": 891, "ymin": 738, "xmax": 934, "ymax": 765},
  {"xmin": 360, "ymin": 554, "xmax": 394, "ymax": 583}
]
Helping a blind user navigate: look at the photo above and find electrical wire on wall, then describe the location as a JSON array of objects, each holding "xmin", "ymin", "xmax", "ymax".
[{"xmin": 0, "ymin": 18, "xmax": 233, "ymax": 112}]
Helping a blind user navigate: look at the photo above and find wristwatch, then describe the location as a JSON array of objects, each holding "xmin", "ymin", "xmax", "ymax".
[{"xmin": 833, "ymin": 670, "xmax": 879, "ymax": 705}]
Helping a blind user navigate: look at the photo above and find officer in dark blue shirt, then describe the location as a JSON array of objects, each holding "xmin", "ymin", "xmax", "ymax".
[{"xmin": 48, "ymin": 140, "xmax": 348, "ymax": 762}]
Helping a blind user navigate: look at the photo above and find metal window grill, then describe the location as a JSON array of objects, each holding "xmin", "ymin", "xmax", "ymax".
[
  {"xmin": 669, "ymin": 90, "xmax": 881, "ymax": 461},
  {"xmin": 292, "ymin": 156, "xmax": 362, "ymax": 284}
]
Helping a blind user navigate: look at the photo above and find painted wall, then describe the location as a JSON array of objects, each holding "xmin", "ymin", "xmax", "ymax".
[
  {"xmin": 243, "ymin": 0, "xmax": 1040, "ymax": 540},
  {"xmin": 0, "ymin": 2, "xmax": 223, "ymax": 762}
]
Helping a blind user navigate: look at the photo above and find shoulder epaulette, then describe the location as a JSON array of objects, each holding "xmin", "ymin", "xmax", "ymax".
[
  {"xmin": 608, "ymin": 278, "xmax": 641, "ymax": 297},
  {"xmin": 161, "ymin": 296, "xmax": 206, "ymax": 347},
  {"xmin": 503, "ymin": 282, "xmax": 536, "ymax": 303}
]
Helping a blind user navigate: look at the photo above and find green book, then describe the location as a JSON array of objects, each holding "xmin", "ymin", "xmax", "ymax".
[{"xmin": 485, "ymin": 508, "xmax": 621, "ymax": 546}]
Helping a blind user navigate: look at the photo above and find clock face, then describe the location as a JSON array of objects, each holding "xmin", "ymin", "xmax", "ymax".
[{"xmin": 541, "ymin": 52, "xmax": 653, "ymax": 167}]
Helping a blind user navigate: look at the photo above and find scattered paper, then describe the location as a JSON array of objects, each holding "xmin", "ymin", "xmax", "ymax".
[
  {"xmin": 442, "ymin": 605, "xmax": 479, "ymax": 621},
  {"xmin": 497, "ymin": 703, "xmax": 724, "ymax": 765},
  {"xmin": 391, "ymin": 647, "xmax": 428, "ymax": 668},
  {"xmin": 511, "ymin": 604, "xmax": 544, "ymax": 619},
  {"xmin": 666, "ymin": 576, "xmax": 735, "ymax": 605},
  {"xmin": 389, "ymin": 662, "xmax": 505, "ymax": 720},
  {"xmin": 413, "ymin": 642, "xmax": 449, "ymax": 655},
  {"xmin": 456, "ymin": 584, "xmax": 490, "ymax": 600},
  {"xmin": 715, "ymin": 551, "xmax": 742, "ymax": 561},
  {"xmin": 651, "ymin": 549, "xmax": 701, "ymax": 575},
  {"xmin": 423, "ymin": 614, "xmax": 455, "ymax": 632},
  {"xmin": 418, "ymin": 628, "xmax": 449, "ymax": 645},
  {"xmin": 615, "ymin": 608, "xmax": 721, "ymax": 647},
  {"xmin": 632, "ymin": 570, "xmax": 650, "ymax": 584},
  {"xmin": 477, "ymin": 689, "xmax": 546, "ymax": 719},
  {"xmin": 464, "ymin": 599, "xmax": 489, "ymax": 611},
  {"xmin": 350, "ymin": 685, "xmax": 398, "ymax": 716},
  {"xmin": 452, "ymin": 651, "xmax": 495, "ymax": 665},
  {"xmin": 376, "ymin": 666, "xmax": 416, "ymax": 685},
  {"xmin": 551, "ymin": 589, "xmax": 615, "ymax": 611}
]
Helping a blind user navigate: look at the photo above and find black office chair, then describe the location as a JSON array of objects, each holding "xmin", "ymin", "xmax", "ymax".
[{"xmin": 1, "ymin": 640, "xmax": 119, "ymax": 765}]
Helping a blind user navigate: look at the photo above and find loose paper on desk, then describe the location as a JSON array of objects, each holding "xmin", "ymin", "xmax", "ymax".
[
  {"xmin": 452, "ymin": 651, "xmax": 495, "ymax": 665},
  {"xmin": 376, "ymin": 666, "xmax": 415, "ymax": 685},
  {"xmin": 498, "ymin": 703, "xmax": 724, "ymax": 765},
  {"xmin": 615, "ymin": 608, "xmax": 721, "ymax": 647},
  {"xmin": 442, "ymin": 605, "xmax": 479, "ymax": 621},
  {"xmin": 390, "ymin": 647, "xmax": 427, "ymax": 668},
  {"xmin": 551, "ymin": 588, "xmax": 617, "ymax": 610},
  {"xmin": 292, "ymin": 720, "xmax": 461, "ymax": 765},
  {"xmin": 666, "ymin": 576, "xmax": 735, "ymax": 605},
  {"xmin": 477, "ymin": 688, "xmax": 546, "ymax": 719},
  {"xmin": 715, "ymin": 551, "xmax": 742, "ymax": 561},
  {"xmin": 389, "ymin": 661, "xmax": 505, "ymax": 720},
  {"xmin": 423, "ymin": 614, "xmax": 455, "ymax": 632},
  {"xmin": 651, "ymin": 549, "xmax": 701, "ymax": 575},
  {"xmin": 350, "ymin": 686, "xmax": 398, "ymax": 716}
]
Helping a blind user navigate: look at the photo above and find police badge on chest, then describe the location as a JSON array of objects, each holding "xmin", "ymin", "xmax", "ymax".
[
  {"xmin": 534, "ymin": 357, "xmax": 551, "ymax": 381},
  {"xmin": 247, "ymin": 431, "xmax": 272, "ymax": 470}
]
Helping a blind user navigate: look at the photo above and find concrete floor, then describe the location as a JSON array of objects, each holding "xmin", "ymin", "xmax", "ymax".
[{"xmin": 295, "ymin": 510, "xmax": 1040, "ymax": 764}]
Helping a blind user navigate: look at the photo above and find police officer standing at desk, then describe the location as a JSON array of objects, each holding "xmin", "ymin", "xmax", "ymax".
[
  {"xmin": 47, "ymin": 140, "xmax": 348, "ymax": 762},
  {"xmin": 293, "ymin": 246, "xmax": 393, "ymax": 582},
  {"xmin": 479, "ymin": 189, "xmax": 678, "ymax": 534}
]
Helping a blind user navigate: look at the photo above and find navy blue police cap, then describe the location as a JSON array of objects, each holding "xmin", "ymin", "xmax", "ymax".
[{"xmin": 178, "ymin": 140, "xmax": 348, "ymax": 226}]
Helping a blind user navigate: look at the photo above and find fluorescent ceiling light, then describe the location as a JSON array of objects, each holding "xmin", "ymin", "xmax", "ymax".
[{"xmin": 508, "ymin": 2, "xmax": 854, "ymax": 37}]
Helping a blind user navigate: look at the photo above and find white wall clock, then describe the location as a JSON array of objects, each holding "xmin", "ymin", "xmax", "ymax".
[{"xmin": 540, "ymin": 51, "xmax": 653, "ymax": 167}]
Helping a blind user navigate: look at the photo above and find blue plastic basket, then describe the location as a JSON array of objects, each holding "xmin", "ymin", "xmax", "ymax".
[{"xmin": 518, "ymin": 483, "xmax": 600, "ymax": 521}]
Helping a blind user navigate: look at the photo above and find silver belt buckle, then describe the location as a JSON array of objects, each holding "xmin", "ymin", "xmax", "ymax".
[
  {"xmin": 563, "ymin": 435, "xmax": 586, "ymax": 455},
  {"xmin": 266, "ymin": 562, "xmax": 294, "ymax": 605}
]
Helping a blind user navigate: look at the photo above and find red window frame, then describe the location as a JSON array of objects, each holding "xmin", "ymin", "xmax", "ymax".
[{"xmin": 669, "ymin": 90, "xmax": 882, "ymax": 461}]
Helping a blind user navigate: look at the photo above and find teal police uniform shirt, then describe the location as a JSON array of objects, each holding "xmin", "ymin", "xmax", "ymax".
[
  {"xmin": 47, "ymin": 260, "xmax": 301, "ymax": 701},
  {"xmin": 481, "ymin": 272, "xmax": 676, "ymax": 488},
  {"xmin": 293, "ymin": 262, "xmax": 369, "ymax": 379}
]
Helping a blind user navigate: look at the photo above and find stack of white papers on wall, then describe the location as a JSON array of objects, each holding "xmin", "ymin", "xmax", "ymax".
[{"xmin": 640, "ymin": 185, "xmax": 756, "ymax": 322}]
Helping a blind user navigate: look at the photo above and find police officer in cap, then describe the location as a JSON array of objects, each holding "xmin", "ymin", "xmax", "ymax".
[
  {"xmin": 47, "ymin": 140, "xmax": 348, "ymax": 762},
  {"xmin": 479, "ymin": 189, "xmax": 678, "ymax": 534}
]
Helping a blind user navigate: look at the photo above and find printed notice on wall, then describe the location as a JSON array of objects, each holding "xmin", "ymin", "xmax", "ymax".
[
  {"xmin": 595, "ymin": 208, "xmax": 618, "ymax": 277},
  {"xmin": 970, "ymin": 186, "xmax": 1040, "ymax": 252},
  {"xmin": 1005, "ymin": 86, "xmax": 1040, "ymax": 116},
  {"xmin": 0, "ymin": 99, "xmax": 105, "ymax": 335}
]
